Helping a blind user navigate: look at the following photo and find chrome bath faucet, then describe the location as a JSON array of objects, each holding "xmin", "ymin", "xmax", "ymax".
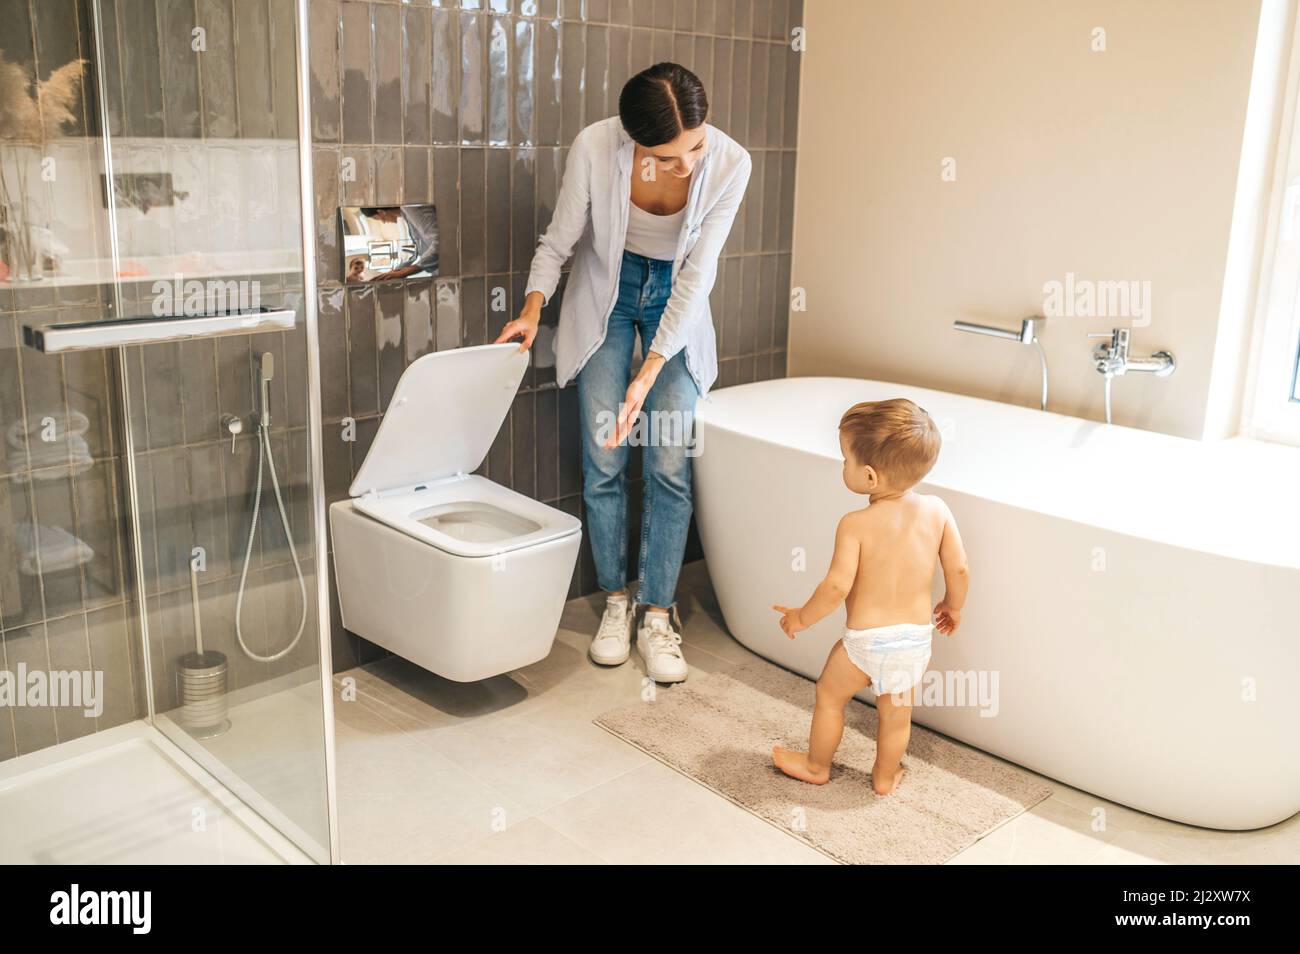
[{"xmin": 1088, "ymin": 328, "xmax": 1175, "ymax": 424}]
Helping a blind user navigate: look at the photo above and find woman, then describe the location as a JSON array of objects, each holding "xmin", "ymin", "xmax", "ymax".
[{"xmin": 495, "ymin": 63, "xmax": 750, "ymax": 683}]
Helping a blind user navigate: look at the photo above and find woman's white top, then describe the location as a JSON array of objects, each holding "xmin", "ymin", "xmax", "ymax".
[
  {"xmin": 624, "ymin": 203, "xmax": 687, "ymax": 262},
  {"xmin": 524, "ymin": 117, "xmax": 752, "ymax": 396}
]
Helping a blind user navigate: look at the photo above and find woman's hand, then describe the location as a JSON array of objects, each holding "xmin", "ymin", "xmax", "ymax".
[
  {"xmin": 495, "ymin": 292, "xmax": 545, "ymax": 351},
  {"xmin": 604, "ymin": 352, "xmax": 665, "ymax": 448}
]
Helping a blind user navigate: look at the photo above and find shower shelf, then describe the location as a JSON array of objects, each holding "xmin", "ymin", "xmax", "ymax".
[{"xmin": 21, "ymin": 308, "xmax": 296, "ymax": 353}]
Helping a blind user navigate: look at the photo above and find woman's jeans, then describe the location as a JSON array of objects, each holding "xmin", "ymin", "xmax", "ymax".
[{"xmin": 577, "ymin": 251, "xmax": 699, "ymax": 609}]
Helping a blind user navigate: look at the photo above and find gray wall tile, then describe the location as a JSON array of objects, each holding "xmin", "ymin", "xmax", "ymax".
[
  {"xmin": 270, "ymin": 0, "xmax": 299, "ymax": 137},
  {"xmin": 340, "ymin": 1, "xmax": 373, "ymax": 144},
  {"xmin": 459, "ymin": 11, "xmax": 486, "ymax": 143},
  {"xmin": 535, "ymin": 18, "xmax": 562, "ymax": 145},
  {"xmin": 487, "ymin": 15, "xmax": 511, "ymax": 144},
  {"xmin": 196, "ymin": 0, "xmax": 239, "ymax": 137},
  {"xmin": 404, "ymin": 145, "xmax": 432, "ymax": 203},
  {"xmin": 373, "ymin": 3, "xmax": 404, "ymax": 144},
  {"xmin": 309, "ymin": 2, "xmax": 342, "ymax": 141},
  {"xmin": 513, "ymin": 18, "xmax": 536, "ymax": 144},
  {"xmin": 435, "ymin": 279, "xmax": 461, "ymax": 352},
  {"xmin": 345, "ymin": 286, "xmax": 378, "ymax": 417},
  {"xmin": 402, "ymin": 4, "xmax": 433, "ymax": 145},
  {"xmin": 432, "ymin": 147, "xmax": 461, "ymax": 274},
  {"xmin": 460, "ymin": 147, "xmax": 487, "ymax": 274},
  {"xmin": 511, "ymin": 148, "xmax": 537, "ymax": 271},
  {"xmin": 233, "ymin": 0, "xmax": 276, "ymax": 139},
  {"xmin": 376, "ymin": 285, "xmax": 406, "ymax": 408},
  {"xmin": 560, "ymin": 20, "xmax": 586, "ymax": 145},
  {"xmin": 431, "ymin": 5, "xmax": 460, "ymax": 143},
  {"xmin": 460, "ymin": 276, "xmax": 487, "ymax": 347},
  {"xmin": 158, "ymin": 0, "xmax": 201, "ymax": 138},
  {"xmin": 585, "ymin": 24, "xmax": 609, "ymax": 123},
  {"xmin": 486, "ymin": 148, "xmax": 512, "ymax": 273}
]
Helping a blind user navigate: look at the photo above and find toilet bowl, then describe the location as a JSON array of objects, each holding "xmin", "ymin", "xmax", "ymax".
[{"xmin": 329, "ymin": 343, "xmax": 581, "ymax": 682}]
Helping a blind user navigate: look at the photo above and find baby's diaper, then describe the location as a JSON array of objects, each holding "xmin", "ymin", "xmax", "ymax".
[{"xmin": 842, "ymin": 622, "xmax": 933, "ymax": 696}]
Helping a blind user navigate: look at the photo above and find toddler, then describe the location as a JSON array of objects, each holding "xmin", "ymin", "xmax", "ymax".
[{"xmin": 772, "ymin": 398, "xmax": 969, "ymax": 795}]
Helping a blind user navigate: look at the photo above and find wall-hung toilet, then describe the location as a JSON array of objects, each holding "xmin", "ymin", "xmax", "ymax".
[{"xmin": 329, "ymin": 343, "xmax": 581, "ymax": 682}]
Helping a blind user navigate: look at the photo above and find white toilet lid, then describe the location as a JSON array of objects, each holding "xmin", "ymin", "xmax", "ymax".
[{"xmin": 349, "ymin": 343, "xmax": 530, "ymax": 496}]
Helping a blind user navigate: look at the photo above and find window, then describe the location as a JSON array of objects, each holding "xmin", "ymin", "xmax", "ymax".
[{"xmin": 1245, "ymin": 13, "xmax": 1300, "ymax": 444}]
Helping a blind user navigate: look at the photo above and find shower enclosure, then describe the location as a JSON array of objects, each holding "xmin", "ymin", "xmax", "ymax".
[{"xmin": 0, "ymin": 0, "xmax": 337, "ymax": 863}]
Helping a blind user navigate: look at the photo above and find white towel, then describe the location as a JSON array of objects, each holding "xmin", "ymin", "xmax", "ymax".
[{"xmin": 14, "ymin": 522, "xmax": 95, "ymax": 575}]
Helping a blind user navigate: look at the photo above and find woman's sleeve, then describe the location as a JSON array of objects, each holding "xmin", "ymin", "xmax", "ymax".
[
  {"xmin": 525, "ymin": 132, "xmax": 593, "ymax": 305},
  {"xmin": 647, "ymin": 151, "xmax": 752, "ymax": 361}
]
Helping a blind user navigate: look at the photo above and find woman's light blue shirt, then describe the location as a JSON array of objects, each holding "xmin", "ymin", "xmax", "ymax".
[{"xmin": 525, "ymin": 117, "xmax": 752, "ymax": 396}]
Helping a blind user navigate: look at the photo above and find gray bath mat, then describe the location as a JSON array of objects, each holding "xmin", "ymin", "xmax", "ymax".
[{"xmin": 595, "ymin": 659, "xmax": 1052, "ymax": 865}]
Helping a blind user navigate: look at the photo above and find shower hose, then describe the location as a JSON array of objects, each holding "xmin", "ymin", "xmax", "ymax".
[{"xmin": 234, "ymin": 417, "xmax": 308, "ymax": 663}]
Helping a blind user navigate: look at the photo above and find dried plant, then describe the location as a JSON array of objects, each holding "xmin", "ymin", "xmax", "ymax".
[
  {"xmin": 0, "ymin": 53, "xmax": 86, "ymax": 280},
  {"xmin": 0, "ymin": 55, "xmax": 41, "ymax": 142}
]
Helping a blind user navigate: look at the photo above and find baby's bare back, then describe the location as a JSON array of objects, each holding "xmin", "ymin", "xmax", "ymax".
[{"xmin": 843, "ymin": 493, "xmax": 946, "ymax": 629}]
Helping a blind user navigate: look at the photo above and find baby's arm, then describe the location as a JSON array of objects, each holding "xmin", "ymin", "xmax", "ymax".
[
  {"xmin": 773, "ymin": 515, "xmax": 860, "ymax": 638},
  {"xmin": 933, "ymin": 501, "xmax": 969, "ymax": 636}
]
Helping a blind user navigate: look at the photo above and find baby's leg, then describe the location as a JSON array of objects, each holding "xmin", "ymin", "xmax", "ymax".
[
  {"xmin": 773, "ymin": 640, "xmax": 870, "ymax": 784},
  {"xmin": 871, "ymin": 688, "xmax": 916, "ymax": 795}
]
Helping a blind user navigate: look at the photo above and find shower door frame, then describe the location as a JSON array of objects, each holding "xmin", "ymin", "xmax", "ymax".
[
  {"xmin": 83, "ymin": 0, "xmax": 340, "ymax": 864},
  {"xmin": 294, "ymin": 0, "xmax": 341, "ymax": 866}
]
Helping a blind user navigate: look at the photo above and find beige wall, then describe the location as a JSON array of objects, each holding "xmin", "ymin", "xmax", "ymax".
[{"xmin": 789, "ymin": 0, "xmax": 1266, "ymax": 438}]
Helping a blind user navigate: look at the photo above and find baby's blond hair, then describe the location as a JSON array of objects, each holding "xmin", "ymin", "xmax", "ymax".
[{"xmin": 838, "ymin": 398, "xmax": 940, "ymax": 488}]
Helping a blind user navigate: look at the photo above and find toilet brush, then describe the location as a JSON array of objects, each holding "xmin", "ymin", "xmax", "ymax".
[{"xmin": 176, "ymin": 559, "xmax": 230, "ymax": 739}]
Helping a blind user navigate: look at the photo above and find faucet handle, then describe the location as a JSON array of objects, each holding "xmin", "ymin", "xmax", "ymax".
[
  {"xmin": 1087, "ymin": 328, "xmax": 1129, "ymax": 350},
  {"xmin": 220, "ymin": 413, "xmax": 243, "ymax": 454}
]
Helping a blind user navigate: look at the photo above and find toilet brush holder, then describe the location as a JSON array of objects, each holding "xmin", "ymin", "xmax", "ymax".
[
  {"xmin": 176, "ymin": 650, "xmax": 230, "ymax": 739},
  {"xmin": 177, "ymin": 556, "xmax": 230, "ymax": 739}
]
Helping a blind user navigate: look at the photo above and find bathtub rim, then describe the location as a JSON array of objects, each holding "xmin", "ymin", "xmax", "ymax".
[{"xmin": 695, "ymin": 376, "xmax": 1300, "ymax": 572}]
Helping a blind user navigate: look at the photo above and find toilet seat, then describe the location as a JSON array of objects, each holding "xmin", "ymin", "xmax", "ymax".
[
  {"xmin": 346, "ymin": 342, "xmax": 580, "ymax": 558},
  {"xmin": 354, "ymin": 474, "xmax": 579, "ymax": 558},
  {"xmin": 331, "ymin": 342, "xmax": 583, "ymax": 683}
]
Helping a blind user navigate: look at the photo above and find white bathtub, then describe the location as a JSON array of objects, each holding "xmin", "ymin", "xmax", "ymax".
[{"xmin": 694, "ymin": 376, "xmax": 1300, "ymax": 830}]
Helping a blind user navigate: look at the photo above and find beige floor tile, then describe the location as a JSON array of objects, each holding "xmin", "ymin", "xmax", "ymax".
[
  {"xmin": 948, "ymin": 795, "xmax": 1116, "ymax": 865},
  {"xmin": 508, "ymin": 638, "xmax": 654, "ymax": 727},
  {"xmin": 1047, "ymin": 782, "xmax": 1283, "ymax": 864},
  {"xmin": 333, "ymin": 684, "xmax": 421, "ymax": 741},
  {"xmin": 402, "ymin": 708, "xmax": 650, "ymax": 817},
  {"xmin": 1049, "ymin": 782, "xmax": 1206, "ymax": 836},
  {"xmin": 538, "ymin": 760, "xmax": 837, "ymax": 865},
  {"xmin": 343, "ymin": 656, "xmax": 532, "ymax": 729},
  {"xmin": 450, "ymin": 817, "xmax": 608, "ymax": 865},
  {"xmin": 678, "ymin": 596, "xmax": 763, "ymax": 669},
  {"xmin": 335, "ymin": 729, "xmax": 530, "ymax": 864},
  {"xmin": 1088, "ymin": 827, "xmax": 1250, "ymax": 865},
  {"xmin": 951, "ymin": 786, "xmax": 1300, "ymax": 866},
  {"xmin": 1234, "ymin": 815, "xmax": 1300, "ymax": 864}
]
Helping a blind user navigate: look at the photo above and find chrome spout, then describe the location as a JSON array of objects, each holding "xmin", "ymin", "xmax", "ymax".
[
  {"xmin": 953, "ymin": 316, "xmax": 1049, "ymax": 410},
  {"xmin": 954, "ymin": 318, "xmax": 1039, "ymax": 344}
]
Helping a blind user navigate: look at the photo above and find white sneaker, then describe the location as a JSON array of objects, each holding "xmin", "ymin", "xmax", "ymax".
[
  {"xmin": 637, "ymin": 610, "xmax": 688, "ymax": 683},
  {"xmin": 589, "ymin": 596, "xmax": 633, "ymax": 665}
]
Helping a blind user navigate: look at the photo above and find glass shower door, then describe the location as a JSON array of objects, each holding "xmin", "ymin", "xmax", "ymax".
[
  {"xmin": 92, "ymin": 0, "xmax": 334, "ymax": 861},
  {"xmin": 0, "ymin": 0, "xmax": 335, "ymax": 863}
]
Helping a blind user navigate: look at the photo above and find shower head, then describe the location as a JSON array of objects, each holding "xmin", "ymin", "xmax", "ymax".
[{"xmin": 258, "ymin": 352, "xmax": 274, "ymax": 427}]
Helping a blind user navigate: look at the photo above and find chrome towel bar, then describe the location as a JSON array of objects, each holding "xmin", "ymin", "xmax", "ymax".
[{"xmin": 22, "ymin": 308, "xmax": 296, "ymax": 354}]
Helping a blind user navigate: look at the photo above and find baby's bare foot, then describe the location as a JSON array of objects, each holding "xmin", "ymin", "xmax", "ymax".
[
  {"xmin": 772, "ymin": 745, "xmax": 830, "ymax": 784},
  {"xmin": 871, "ymin": 764, "xmax": 906, "ymax": 796}
]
